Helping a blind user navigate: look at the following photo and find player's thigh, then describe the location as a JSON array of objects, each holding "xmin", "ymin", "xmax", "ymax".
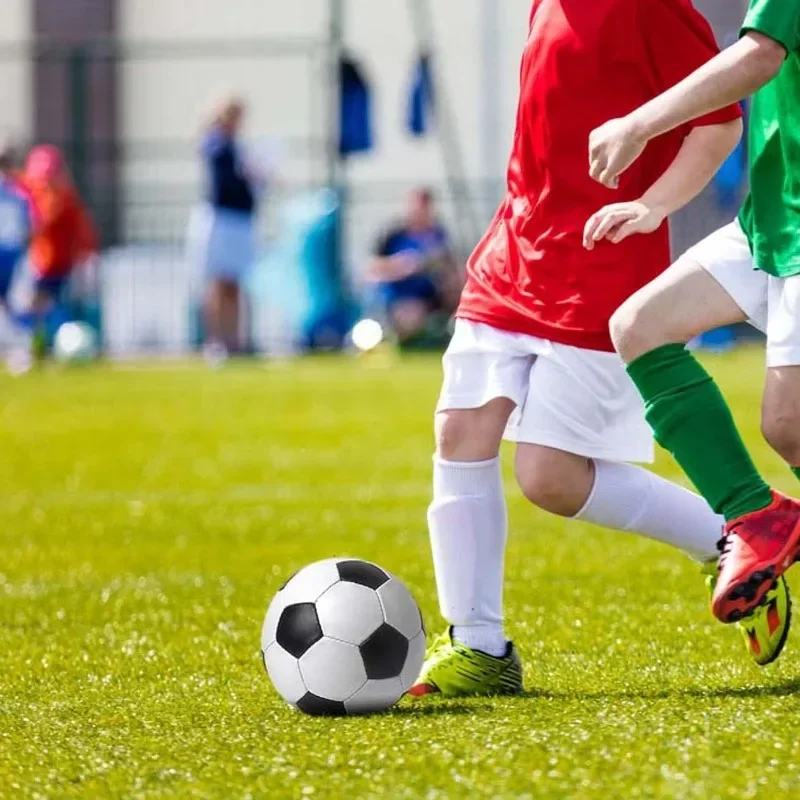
[
  {"xmin": 761, "ymin": 367, "xmax": 800, "ymax": 464},
  {"xmin": 762, "ymin": 276, "xmax": 800, "ymax": 463},
  {"xmin": 436, "ymin": 320, "xmax": 533, "ymax": 461},
  {"xmin": 514, "ymin": 443, "xmax": 594, "ymax": 517},
  {"xmin": 390, "ymin": 298, "xmax": 428, "ymax": 335},
  {"xmin": 435, "ymin": 401, "xmax": 516, "ymax": 462},
  {"xmin": 611, "ymin": 223, "xmax": 757, "ymax": 362}
]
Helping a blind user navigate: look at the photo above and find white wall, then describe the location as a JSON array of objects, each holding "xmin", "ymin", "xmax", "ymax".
[
  {"xmin": 0, "ymin": 0, "xmax": 32, "ymax": 144},
  {"xmin": 118, "ymin": 0, "xmax": 748, "ymax": 261},
  {"xmin": 118, "ymin": 0, "xmax": 531, "ymax": 251},
  {"xmin": 119, "ymin": 0, "xmax": 531, "ymax": 180}
]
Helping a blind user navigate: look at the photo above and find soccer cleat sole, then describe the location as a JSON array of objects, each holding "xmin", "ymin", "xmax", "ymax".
[
  {"xmin": 409, "ymin": 671, "xmax": 523, "ymax": 699},
  {"xmin": 407, "ymin": 683, "xmax": 439, "ymax": 697},
  {"xmin": 408, "ymin": 681, "xmax": 523, "ymax": 699},
  {"xmin": 714, "ymin": 533, "xmax": 800, "ymax": 623},
  {"xmin": 755, "ymin": 583, "xmax": 792, "ymax": 667}
]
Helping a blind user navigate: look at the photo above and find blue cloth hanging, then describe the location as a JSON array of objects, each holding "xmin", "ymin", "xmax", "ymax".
[
  {"xmin": 339, "ymin": 56, "xmax": 373, "ymax": 157},
  {"xmin": 407, "ymin": 53, "xmax": 435, "ymax": 137}
]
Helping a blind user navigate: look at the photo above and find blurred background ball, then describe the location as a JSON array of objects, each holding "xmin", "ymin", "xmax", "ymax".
[
  {"xmin": 350, "ymin": 319, "xmax": 384, "ymax": 353},
  {"xmin": 262, "ymin": 558, "xmax": 425, "ymax": 715},
  {"xmin": 53, "ymin": 322, "xmax": 98, "ymax": 364}
]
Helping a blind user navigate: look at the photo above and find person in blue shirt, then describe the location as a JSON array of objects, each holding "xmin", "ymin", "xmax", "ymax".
[
  {"xmin": 367, "ymin": 188, "xmax": 460, "ymax": 344},
  {"xmin": 187, "ymin": 97, "xmax": 264, "ymax": 365},
  {"xmin": 0, "ymin": 140, "xmax": 33, "ymax": 317}
]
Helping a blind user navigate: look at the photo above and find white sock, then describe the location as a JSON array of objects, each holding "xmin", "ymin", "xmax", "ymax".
[
  {"xmin": 575, "ymin": 459, "xmax": 722, "ymax": 563},
  {"xmin": 428, "ymin": 457, "xmax": 508, "ymax": 657}
]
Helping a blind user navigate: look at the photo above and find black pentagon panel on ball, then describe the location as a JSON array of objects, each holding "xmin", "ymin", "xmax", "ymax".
[
  {"xmin": 276, "ymin": 603, "xmax": 323, "ymax": 659},
  {"xmin": 296, "ymin": 692, "xmax": 347, "ymax": 717},
  {"xmin": 336, "ymin": 560, "xmax": 390, "ymax": 590},
  {"xmin": 359, "ymin": 623, "xmax": 409, "ymax": 680}
]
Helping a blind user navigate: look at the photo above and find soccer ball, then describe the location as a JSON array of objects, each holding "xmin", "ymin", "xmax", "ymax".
[
  {"xmin": 262, "ymin": 558, "xmax": 426, "ymax": 716},
  {"xmin": 349, "ymin": 318, "xmax": 385, "ymax": 353},
  {"xmin": 53, "ymin": 322, "xmax": 98, "ymax": 363}
]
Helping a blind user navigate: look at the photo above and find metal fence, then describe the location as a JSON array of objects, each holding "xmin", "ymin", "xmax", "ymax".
[{"xmin": 0, "ymin": 33, "xmax": 750, "ymax": 355}]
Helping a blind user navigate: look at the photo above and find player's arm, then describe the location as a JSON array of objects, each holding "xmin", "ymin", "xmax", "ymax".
[
  {"xmin": 366, "ymin": 229, "xmax": 418, "ymax": 282},
  {"xmin": 584, "ymin": 118, "xmax": 742, "ymax": 249},
  {"xmin": 588, "ymin": 32, "xmax": 784, "ymax": 188}
]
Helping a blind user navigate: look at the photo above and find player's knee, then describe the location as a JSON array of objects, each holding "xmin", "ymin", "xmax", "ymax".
[
  {"xmin": 435, "ymin": 401, "xmax": 510, "ymax": 462},
  {"xmin": 514, "ymin": 451, "xmax": 585, "ymax": 517},
  {"xmin": 762, "ymin": 411, "xmax": 800, "ymax": 466},
  {"xmin": 391, "ymin": 301, "xmax": 427, "ymax": 340},
  {"xmin": 608, "ymin": 298, "xmax": 660, "ymax": 363}
]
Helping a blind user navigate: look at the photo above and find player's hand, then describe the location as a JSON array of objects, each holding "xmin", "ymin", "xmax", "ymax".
[
  {"xmin": 588, "ymin": 117, "xmax": 647, "ymax": 189},
  {"xmin": 583, "ymin": 201, "xmax": 665, "ymax": 250},
  {"xmin": 393, "ymin": 252, "xmax": 422, "ymax": 278}
]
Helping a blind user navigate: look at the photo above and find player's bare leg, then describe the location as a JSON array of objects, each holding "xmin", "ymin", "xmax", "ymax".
[
  {"xmin": 762, "ymin": 369, "xmax": 800, "ymax": 470},
  {"xmin": 389, "ymin": 299, "xmax": 428, "ymax": 344},
  {"xmin": 612, "ymin": 256, "xmax": 800, "ymax": 624},
  {"xmin": 430, "ymin": 398, "xmax": 514, "ymax": 655},
  {"xmin": 515, "ymin": 443, "xmax": 724, "ymax": 563},
  {"xmin": 411, "ymin": 398, "xmax": 526, "ymax": 697},
  {"xmin": 611, "ymin": 256, "xmax": 748, "ymax": 362},
  {"xmin": 219, "ymin": 280, "xmax": 241, "ymax": 353},
  {"xmin": 514, "ymin": 440, "xmax": 791, "ymax": 665},
  {"xmin": 204, "ymin": 278, "xmax": 230, "ymax": 366}
]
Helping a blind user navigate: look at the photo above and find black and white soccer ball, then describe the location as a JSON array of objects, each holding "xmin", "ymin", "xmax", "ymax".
[{"xmin": 262, "ymin": 558, "xmax": 425, "ymax": 715}]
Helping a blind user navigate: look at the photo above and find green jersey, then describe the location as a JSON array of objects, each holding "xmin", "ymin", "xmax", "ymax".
[{"xmin": 738, "ymin": 0, "xmax": 800, "ymax": 277}]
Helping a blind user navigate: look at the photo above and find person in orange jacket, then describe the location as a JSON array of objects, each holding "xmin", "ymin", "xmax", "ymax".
[
  {"xmin": 8, "ymin": 145, "xmax": 98, "ymax": 374},
  {"xmin": 22, "ymin": 145, "xmax": 98, "ymax": 314},
  {"xmin": 9, "ymin": 145, "xmax": 98, "ymax": 369}
]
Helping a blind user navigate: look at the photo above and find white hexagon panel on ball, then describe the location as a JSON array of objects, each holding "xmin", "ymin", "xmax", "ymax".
[
  {"xmin": 299, "ymin": 638, "xmax": 367, "ymax": 702},
  {"xmin": 399, "ymin": 630, "xmax": 427, "ymax": 693},
  {"xmin": 263, "ymin": 643, "xmax": 308, "ymax": 707},
  {"xmin": 376, "ymin": 578, "xmax": 423, "ymax": 639},
  {"xmin": 344, "ymin": 677, "xmax": 404, "ymax": 715},
  {"xmin": 316, "ymin": 581, "xmax": 384, "ymax": 645}
]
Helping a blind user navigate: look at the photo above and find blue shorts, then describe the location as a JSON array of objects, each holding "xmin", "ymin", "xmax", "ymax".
[
  {"xmin": 0, "ymin": 263, "xmax": 14, "ymax": 302},
  {"xmin": 0, "ymin": 250, "xmax": 23, "ymax": 301},
  {"xmin": 376, "ymin": 274, "xmax": 439, "ymax": 310},
  {"xmin": 33, "ymin": 274, "xmax": 68, "ymax": 300},
  {"xmin": 187, "ymin": 205, "xmax": 255, "ymax": 284}
]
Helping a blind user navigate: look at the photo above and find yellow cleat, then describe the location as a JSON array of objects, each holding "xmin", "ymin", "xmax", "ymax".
[
  {"xmin": 408, "ymin": 628, "xmax": 523, "ymax": 697},
  {"xmin": 703, "ymin": 562, "xmax": 791, "ymax": 666}
]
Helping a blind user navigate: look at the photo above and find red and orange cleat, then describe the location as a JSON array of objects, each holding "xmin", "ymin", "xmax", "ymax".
[{"xmin": 712, "ymin": 491, "xmax": 800, "ymax": 623}]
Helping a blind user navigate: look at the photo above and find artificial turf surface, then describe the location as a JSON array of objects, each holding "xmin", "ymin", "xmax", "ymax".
[{"xmin": 2, "ymin": 348, "xmax": 800, "ymax": 799}]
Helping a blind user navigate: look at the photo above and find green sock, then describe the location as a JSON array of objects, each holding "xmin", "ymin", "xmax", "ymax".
[{"xmin": 627, "ymin": 344, "xmax": 772, "ymax": 520}]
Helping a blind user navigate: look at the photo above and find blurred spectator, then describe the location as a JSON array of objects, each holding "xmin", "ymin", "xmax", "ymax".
[
  {"xmin": 0, "ymin": 139, "xmax": 33, "ymax": 319},
  {"xmin": 13, "ymin": 145, "xmax": 98, "ymax": 369},
  {"xmin": 187, "ymin": 96, "xmax": 265, "ymax": 366},
  {"xmin": 366, "ymin": 188, "xmax": 461, "ymax": 346}
]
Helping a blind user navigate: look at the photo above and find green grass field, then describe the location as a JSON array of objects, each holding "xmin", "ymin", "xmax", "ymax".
[{"xmin": 3, "ymin": 349, "xmax": 800, "ymax": 799}]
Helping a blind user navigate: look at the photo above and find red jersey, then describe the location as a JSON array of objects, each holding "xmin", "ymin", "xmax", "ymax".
[{"xmin": 458, "ymin": 0, "xmax": 742, "ymax": 351}]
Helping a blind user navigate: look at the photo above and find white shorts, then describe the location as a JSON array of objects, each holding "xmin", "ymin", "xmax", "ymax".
[
  {"xmin": 438, "ymin": 320, "xmax": 654, "ymax": 463},
  {"xmin": 686, "ymin": 220, "xmax": 800, "ymax": 368}
]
